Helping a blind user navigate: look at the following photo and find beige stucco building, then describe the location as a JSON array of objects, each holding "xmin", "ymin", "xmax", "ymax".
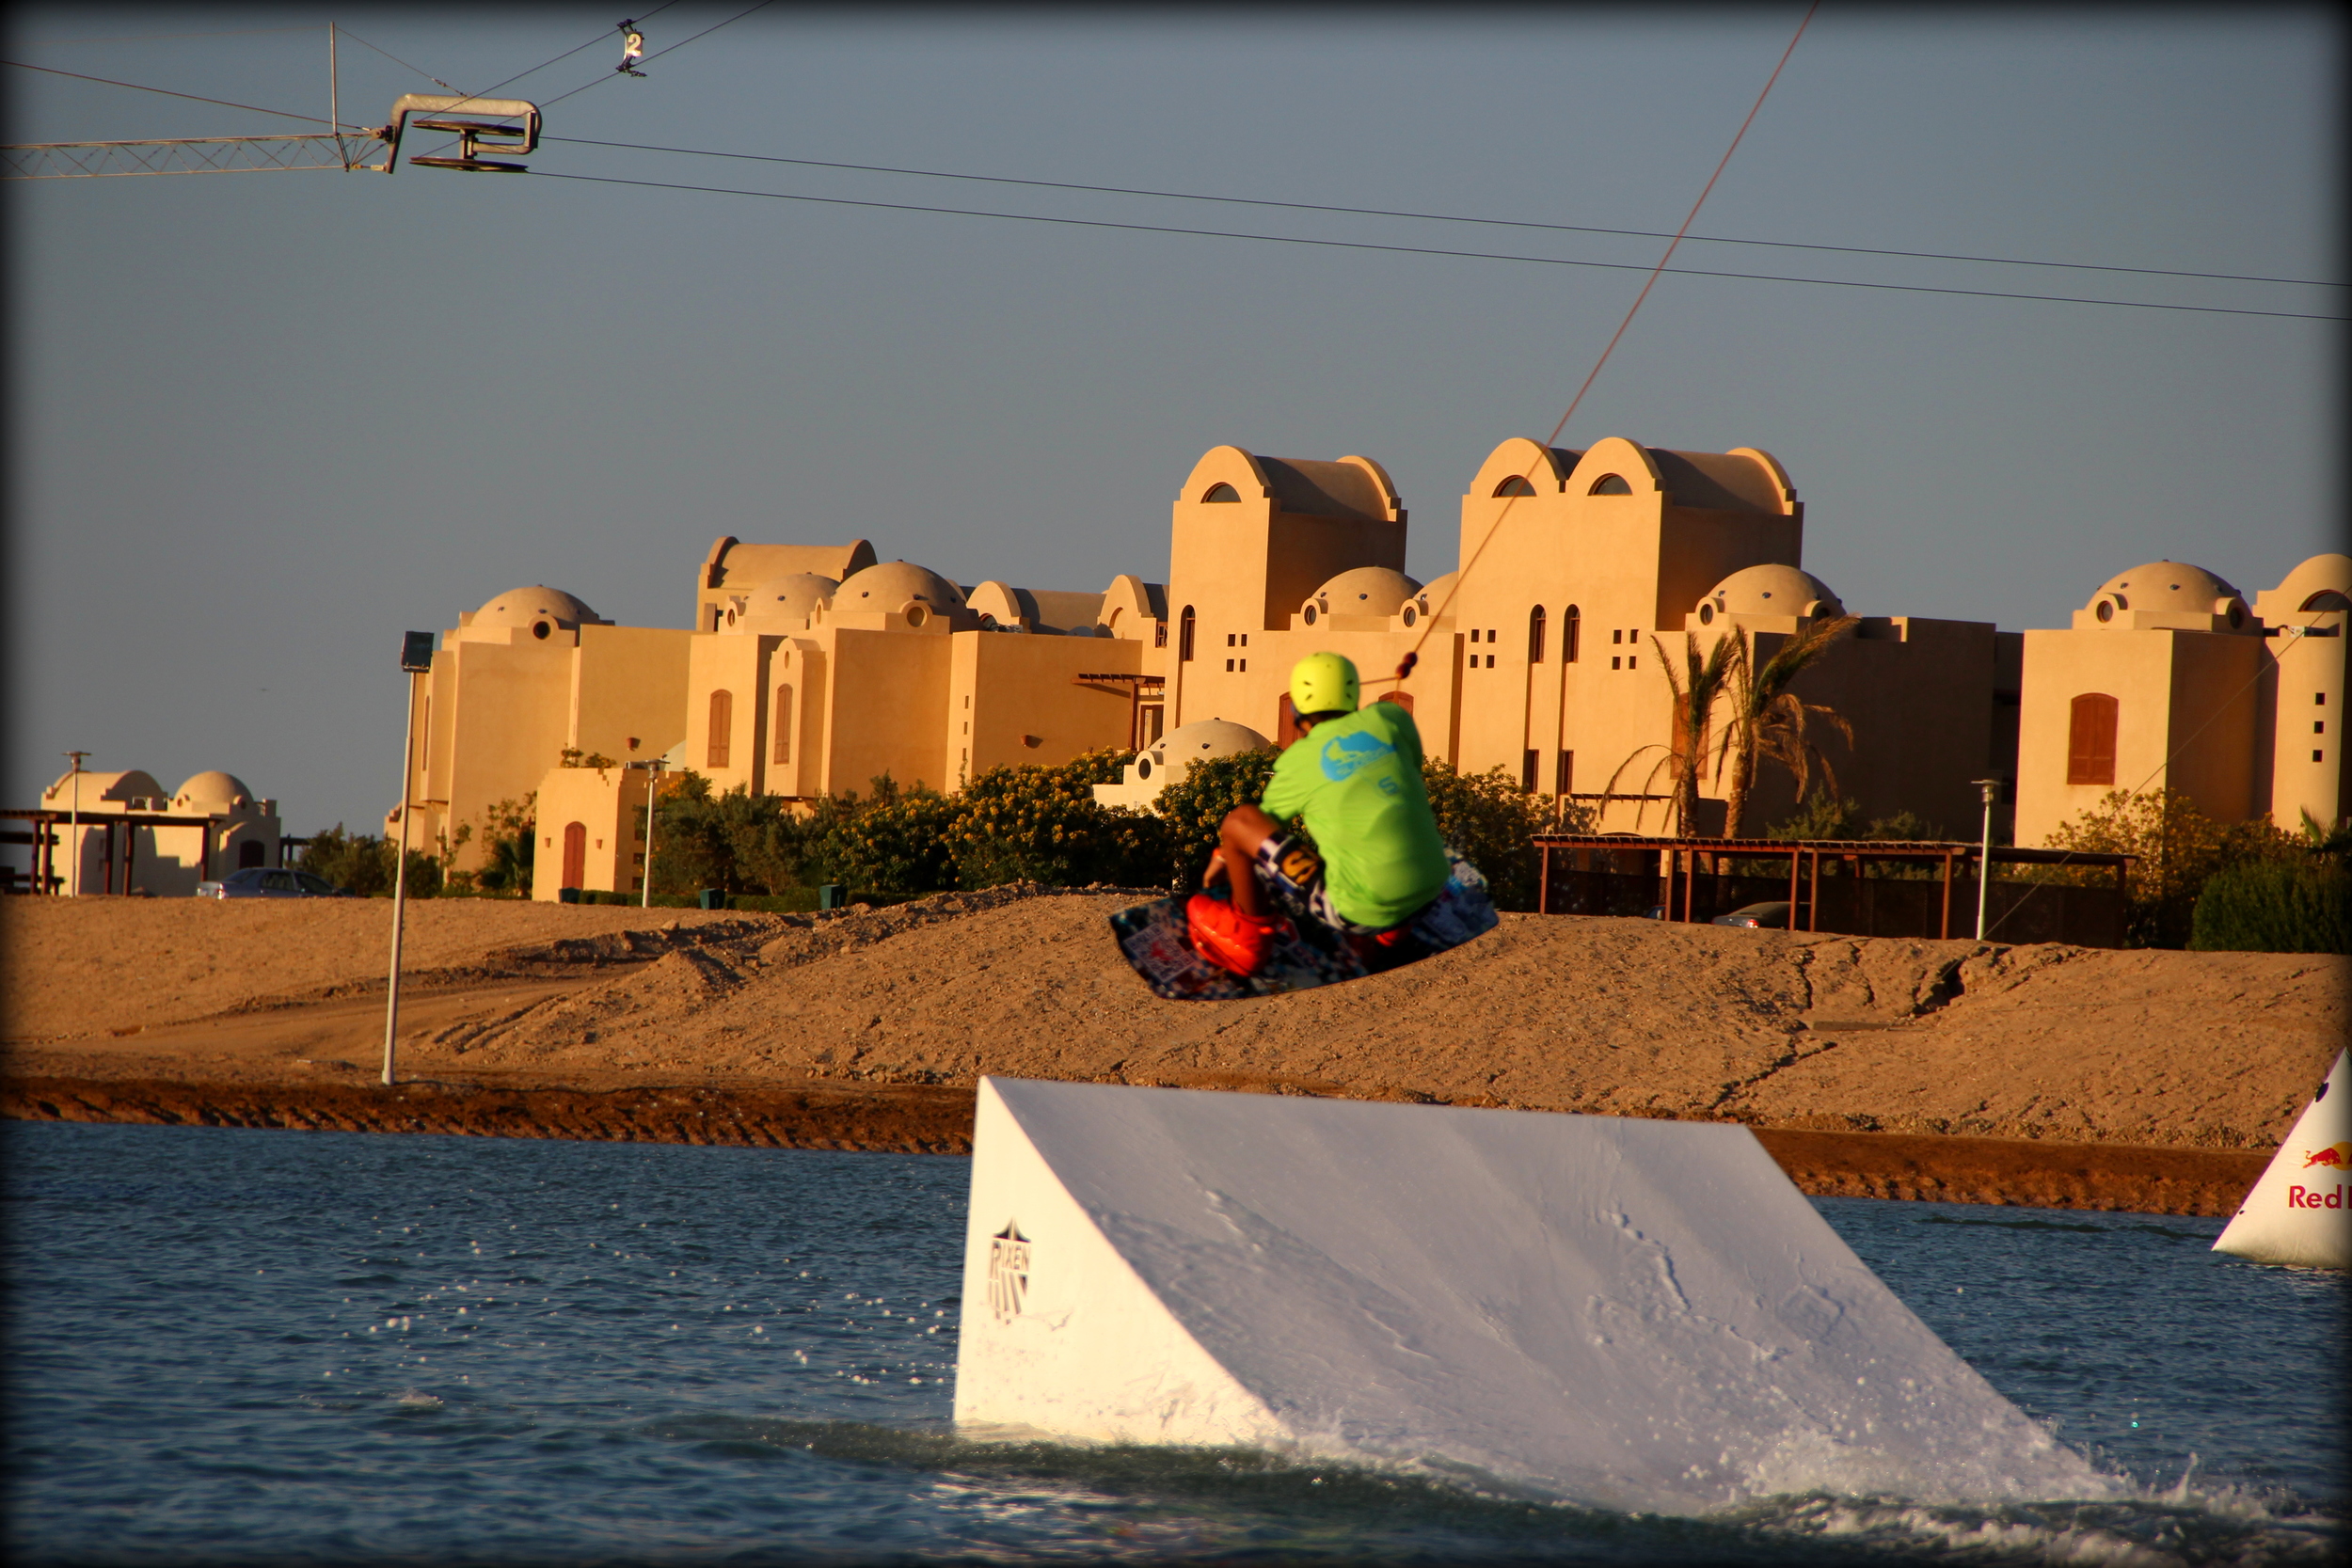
[
  {"xmin": 30, "ymin": 766, "xmax": 281, "ymax": 895},
  {"xmin": 2013, "ymin": 554, "xmax": 2347, "ymax": 846},
  {"xmin": 395, "ymin": 584, "xmax": 691, "ymax": 873},
  {"xmin": 373, "ymin": 434, "xmax": 2332, "ymax": 905}
]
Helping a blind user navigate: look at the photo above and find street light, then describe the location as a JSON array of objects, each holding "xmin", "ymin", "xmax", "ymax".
[
  {"xmin": 629, "ymin": 757, "xmax": 667, "ymax": 908},
  {"xmin": 382, "ymin": 631, "xmax": 435, "ymax": 1087},
  {"xmin": 1971, "ymin": 777, "xmax": 2005, "ymax": 941},
  {"xmin": 62, "ymin": 751, "xmax": 89, "ymax": 896}
]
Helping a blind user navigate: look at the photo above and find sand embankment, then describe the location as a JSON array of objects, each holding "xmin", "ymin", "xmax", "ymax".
[{"xmin": 6, "ymin": 890, "xmax": 2341, "ymax": 1213}]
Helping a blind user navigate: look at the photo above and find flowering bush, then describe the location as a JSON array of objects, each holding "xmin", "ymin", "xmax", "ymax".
[{"xmin": 947, "ymin": 750, "xmax": 1170, "ymax": 888}]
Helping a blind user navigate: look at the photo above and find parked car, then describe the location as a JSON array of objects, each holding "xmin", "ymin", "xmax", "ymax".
[
  {"xmin": 1711, "ymin": 900, "xmax": 1792, "ymax": 929},
  {"xmin": 196, "ymin": 867, "xmax": 353, "ymax": 899}
]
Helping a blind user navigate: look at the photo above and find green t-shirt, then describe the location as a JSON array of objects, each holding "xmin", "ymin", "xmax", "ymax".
[{"xmin": 1260, "ymin": 702, "xmax": 1451, "ymax": 928}]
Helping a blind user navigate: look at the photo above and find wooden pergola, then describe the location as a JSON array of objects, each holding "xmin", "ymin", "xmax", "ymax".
[
  {"xmin": 1531, "ymin": 833, "xmax": 2136, "ymax": 941},
  {"xmin": 0, "ymin": 809, "xmax": 298, "ymax": 895}
]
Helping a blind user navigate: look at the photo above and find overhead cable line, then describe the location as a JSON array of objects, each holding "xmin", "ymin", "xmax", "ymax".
[
  {"xmin": 527, "ymin": 168, "xmax": 2344, "ymax": 323},
  {"xmin": 546, "ymin": 135, "xmax": 2343, "ymax": 293},
  {"xmin": 1402, "ymin": 1, "xmax": 1816, "ymax": 685},
  {"xmin": 2, "ymin": 57, "xmax": 329, "ymax": 124}
]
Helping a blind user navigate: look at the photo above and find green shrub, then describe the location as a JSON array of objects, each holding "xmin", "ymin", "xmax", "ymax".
[
  {"xmin": 297, "ymin": 824, "xmax": 441, "ymax": 898},
  {"xmin": 808, "ymin": 778, "xmax": 961, "ymax": 896},
  {"xmin": 2042, "ymin": 788, "xmax": 2296, "ymax": 948},
  {"xmin": 1420, "ymin": 760, "xmax": 1555, "ymax": 912},
  {"xmin": 2190, "ymin": 858, "xmax": 2352, "ymax": 953},
  {"xmin": 947, "ymin": 750, "xmax": 1172, "ymax": 888},
  {"xmin": 1150, "ymin": 749, "xmax": 1284, "ymax": 891}
]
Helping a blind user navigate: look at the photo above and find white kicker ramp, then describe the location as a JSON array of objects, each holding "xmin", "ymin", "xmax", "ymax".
[
  {"xmin": 2214, "ymin": 1049, "xmax": 2350, "ymax": 1270},
  {"xmin": 954, "ymin": 1077, "xmax": 2109, "ymax": 1514}
]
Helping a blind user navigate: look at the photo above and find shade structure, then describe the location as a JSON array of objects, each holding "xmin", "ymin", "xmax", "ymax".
[
  {"xmin": 2214, "ymin": 1050, "xmax": 2350, "ymax": 1270},
  {"xmin": 953, "ymin": 1077, "xmax": 2110, "ymax": 1514}
]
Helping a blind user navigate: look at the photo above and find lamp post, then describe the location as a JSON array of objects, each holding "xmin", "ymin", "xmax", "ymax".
[
  {"xmin": 383, "ymin": 632, "xmax": 436, "ymax": 1087},
  {"xmin": 1971, "ymin": 777, "xmax": 2004, "ymax": 941},
  {"xmin": 632, "ymin": 757, "xmax": 666, "ymax": 908},
  {"xmin": 63, "ymin": 751, "xmax": 89, "ymax": 895}
]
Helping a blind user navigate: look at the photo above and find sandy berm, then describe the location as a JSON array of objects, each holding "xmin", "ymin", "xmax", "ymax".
[{"xmin": 6, "ymin": 889, "xmax": 2343, "ymax": 1214}]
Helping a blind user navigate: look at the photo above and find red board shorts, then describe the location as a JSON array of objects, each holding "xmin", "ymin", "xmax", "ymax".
[{"xmin": 1251, "ymin": 832, "xmax": 1397, "ymax": 938}]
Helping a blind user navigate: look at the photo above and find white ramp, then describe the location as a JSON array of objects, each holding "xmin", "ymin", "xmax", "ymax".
[
  {"xmin": 2215, "ymin": 1049, "xmax": 2350, "ymax": 1270},
  {"xmin": 954, "ymin": 1077, "xmax": 2108, "ymax": 1514}
]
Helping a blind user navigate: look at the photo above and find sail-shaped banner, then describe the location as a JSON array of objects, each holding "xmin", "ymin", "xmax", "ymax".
[
  {"xmin": 2215, "ymin": 1050, "xmax": 2350, "ymax": 1270},
  {"xmin": 953, "ymin": 1077, "xmax": 2111, "ymax": 1514}
]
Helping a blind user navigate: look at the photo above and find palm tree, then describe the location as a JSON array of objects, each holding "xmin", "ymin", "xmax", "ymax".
[
  {"xmin": 1717, "ymin": 616, "xmax": 1859, "ymax": 839},
  {"xmin": 1602, "ymin": 630, "xmax": 1740, "ymax": 834}
]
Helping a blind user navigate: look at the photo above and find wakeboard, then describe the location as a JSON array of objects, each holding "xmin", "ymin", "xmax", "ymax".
[{"xmin": 1109, "ymin": 849, "xmax": 1499, "ymax": 1001}]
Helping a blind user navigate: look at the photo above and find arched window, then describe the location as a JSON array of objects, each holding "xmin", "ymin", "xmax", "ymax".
[
  {"xmin": 771, "ymin": 685, "xmax": 793, "ymax": 766},
  {"xmin": 1179, "ymin": 606, "xmax": 1196, "ymax": 662},
  {"xmin": 2303, "ymin": 590, "xmax": 2351, "ymax": 611},
  {"xmin": 1201, "ymin": 483, "xmax": 1240, "ymax": 503},
  {"xmin": 2067, "ymin": 694, "xmax": 2118, "ymax": 785},
  {"xmin": 238, "ymin": 839, "xmax": 266, "ymax": 869},
  {"xmin": 1563, "ymin": 605, "xmax": 1581, "ymax": 664},
  {"xmin": 1588, "ymin": 473, "xmax": 1632, "ymax": 496},
  {"xmin": 707, "ymin": 689, "xmax": 733, "ymax": 769},
  {"xmin": 1527, "ymin": 605, "xmax": 1547, "ymax": 663},
  {"xmin": 1492, "ymin": 474, "xmax": 1537, "ymax": 498}
]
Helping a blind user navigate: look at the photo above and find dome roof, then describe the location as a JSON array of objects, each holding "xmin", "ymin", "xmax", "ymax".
[
  {"xmin": 1305, "ymin": 566, "xmax": 1423, "ymax": 620},
  {"xmin": 42, "ymin": 768, "xmax": 165, "ymax": 805},
  {"xmin": 2088, "ymin": 561, "xmax": 2242, "ymax": 614},
  {"xmin": 723, "ymin": 573, "xmax": 837, "ymax": 633},
  {"xmin": 174, "ymin": 770, "xmax": 252, "ymax": 808},
  {"xmin": 472, "ymin": 585, "xmax": 601, "ymax": 638},
  {"xmin": 1701, "ymin": 563, "xmax": 1844, "ymax": 620},
  {"xmin": 835, "ymin": 560, "xmax": 966, "ymax": 614},
  {"xmin": 1131, "ymin": 719, "xmax": 1273, "ymax": 784}
]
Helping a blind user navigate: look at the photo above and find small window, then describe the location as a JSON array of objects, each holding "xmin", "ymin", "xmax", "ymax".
[
  {"xmin": 1226, "ymin": 658, "xmax": 1235, "ymax": 672},
  {"xmin": 1486, "ymin": 654, "xmax": 1496, "ymax": 669},
  {"xmin": 1528, "ymin": 605, "xmax": 1547, "ymax": 663},
  {"xmin": 2095, "ymin": 599, "xmax": 2116, "ymax": 623},
  {"xmin": 1613, "ymin": 629, "xmax": 1623, "ymax": 645},
  {"xmin": 1154, "ymin": 622, "xmax": 1168, "ymax": 648},
  {"xmin": 1698, "ymin": 601, "xmax": 1715, "ymax": 626},
  {"xmin": 772, "ymin": 686, "xmax": 794, "ymax": 765},
  {"xmin": 2315, "ymin": 721, "xmax": 2326, "ymax": 735},
  {"xmin": 2067, "ymin": 693, "xmax": 2118, "ymax": 785},
  {"xmin": 1612, "ymin": 656, "xmax": 1621, "ymax": 671},
  {"xmin": 1227, "ymin": 633, "xmax": 1236, "ymax": 647},
  {"xmin": 1179, "ymin": 607, "xmax": 1196, "ymax": 662},
  {"xmin": 1239, "ymin": 658, "xmax": 1248, "ymax": 673},
  {"xmin": 1589, "ymin": 473, "xmax": 1632, "ymax": 496},
  {"xmin": 2317, "ymin": 750, "xmax": 2328, "ymax": 763},
  {"xmin": 1627, "ymin": 656, "xmax": 1636, "ymax": 669},
  {"xmin": 1521, "ymin": 750, "xmax": 1539, "ymax": 793},
  {"xmin": 532, "ymin": 620, "xmax": 552, "ymax": 640},
  {"xmin": 1555, "ymin": 751, "xmax": 1574, "ymax": 794},
  {"xmin": 2318, "ymin": 692, "xmax": 2328, "ymax": 705},
  {"xmin": 1202, "ymin": 482, "xmax": 1240, "ymax": 503},
  {"xmin": 1493, "ymin": 474, "xmax": 1537, "ymax": 498},
  {"xmin": 1470, "ymin": 629, "xmax": 1481, "ymax": 643},
  {"xmin": 707, "ymin": 689, "xmax": 734, "ymax": 769},
  {"xmin": 1564, "ymin": 605, "xmax": 1580, "ymax": 663}
]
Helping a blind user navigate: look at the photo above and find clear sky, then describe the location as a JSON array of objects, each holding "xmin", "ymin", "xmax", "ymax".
[{"xmin": 7, "ymin": 5, "xmax": 2342, "ymax": 837}]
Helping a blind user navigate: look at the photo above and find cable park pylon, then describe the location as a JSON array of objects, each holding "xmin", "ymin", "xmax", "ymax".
[{"xmin": 3, "ymin": 25, "xmax": 540, "ymax": 179}]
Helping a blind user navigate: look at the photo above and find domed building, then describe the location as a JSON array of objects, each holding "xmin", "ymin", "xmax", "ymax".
[
  {"xmin": 2016, "ymin": 554, "xmax": 2345, "ymax": 846},
  {"xmin": 25, "ymin": 764, "xmax": 279, "ymax": 895},
  {"xmin": 405, "ymin": 582, "xmax": 692, "ymax": 882},
  {"xmin": 1090, "ymin": 719, "xmax": 1274, "ymax": 810}
]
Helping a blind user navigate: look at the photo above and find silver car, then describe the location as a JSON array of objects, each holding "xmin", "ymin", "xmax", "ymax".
[{"xmin": 196, "ymin": 867, "xmax": 352, "ymax": 898}]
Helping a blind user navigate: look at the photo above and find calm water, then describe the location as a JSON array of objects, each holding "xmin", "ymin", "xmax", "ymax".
[{"xmin": 4, "ymin": 1122, "xmax": 2342, "ymax": 1565}]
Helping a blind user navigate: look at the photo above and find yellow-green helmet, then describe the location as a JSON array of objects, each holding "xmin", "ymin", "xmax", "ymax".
[{"xmin": 1290, "ymin": 652, "xmax": 1360, "ymax": 717}]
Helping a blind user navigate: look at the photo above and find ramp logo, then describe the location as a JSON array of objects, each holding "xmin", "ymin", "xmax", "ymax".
[
  {"xmin": 987, "ymin": 1221, "xmax": 1031, "ymax": 1323},
  {"xmin": 2299, "ymin": 1141, "xmax": 2351, "ymax": 1169}
]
